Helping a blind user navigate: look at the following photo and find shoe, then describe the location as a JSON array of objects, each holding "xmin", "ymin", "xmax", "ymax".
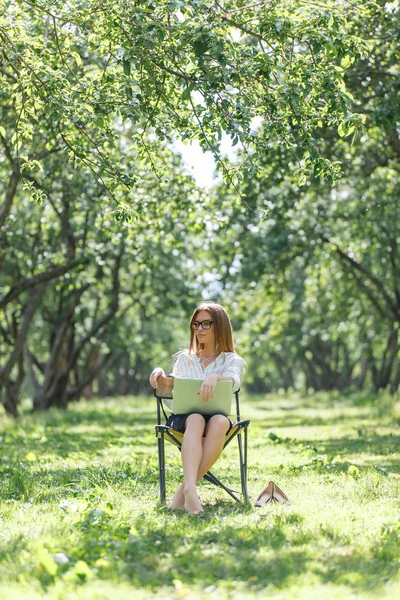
[
  {"xmin": 272, "ymin": 482, "xmax": 290, "ymax": 504},
  {"xmin": 254, "ymin": 481, "xmax": 290, "ymax": 506}
]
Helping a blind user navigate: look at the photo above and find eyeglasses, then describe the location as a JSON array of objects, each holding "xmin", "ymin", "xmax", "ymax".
[{"xmin": 191, "ymin": 320, "xmax": 214, "ymax": 330}]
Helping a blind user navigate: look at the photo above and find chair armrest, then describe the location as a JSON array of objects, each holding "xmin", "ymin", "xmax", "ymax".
[{"xmin": 155, "ymin": 376, "xmax": 174, "ymax": 398}]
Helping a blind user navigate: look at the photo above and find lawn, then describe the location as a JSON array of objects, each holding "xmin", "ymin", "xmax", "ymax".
[{"xmin": 0, "ymin": 390, "xmax": 399, "ymax": 599}]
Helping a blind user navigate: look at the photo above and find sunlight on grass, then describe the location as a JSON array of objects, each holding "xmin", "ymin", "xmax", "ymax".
[{"xmin": 1, "ymin": 391, "xmax": 399, "ymax": 599}]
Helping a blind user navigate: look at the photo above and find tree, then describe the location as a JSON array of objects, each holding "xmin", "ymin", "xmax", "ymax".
[
  {"xmin": 0, "ymin": 129, "xmax": 206, "ymax": 415},
  {"xmin": 202, "ymin": 1, "xmax": 400, "ymax": 392},
  {"xmin": 0, "ymin": 0, "xmax": 369, "ymax": 223}
]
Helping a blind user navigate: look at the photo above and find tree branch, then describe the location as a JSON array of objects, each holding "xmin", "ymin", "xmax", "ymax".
[
  {"xmin": 0, "ymin": 164, "xmax": 20, "ymax": 232},
  {"xmin": 0, "ymin": 258, "xmax": 89, "ymax": 309},
  {"xmin": 322, "ymin": 234, "xmax": 400, "ymax": 321},
  {"xmin": 0, "ymin": 285, "xmax": 46, "ymax": 382}
]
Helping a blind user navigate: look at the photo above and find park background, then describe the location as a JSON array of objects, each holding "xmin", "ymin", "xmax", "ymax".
[{"xmin": 0, "ymin": 1, "xmax": 399, "ymax": 599}]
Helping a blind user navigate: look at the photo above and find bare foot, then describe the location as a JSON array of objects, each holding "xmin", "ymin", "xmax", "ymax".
[
  {"xmin": 184, "ymin": 487, "xmax": 204, "ymax": 514},
  {"xmin": 169, "ymin": 484, "xmax": 185, "ymax": 510}
]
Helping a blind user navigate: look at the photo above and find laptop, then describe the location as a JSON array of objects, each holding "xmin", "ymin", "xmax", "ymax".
[{"xmin": 172, "ymin": 378, "xmax": 233, "ymax": 416}]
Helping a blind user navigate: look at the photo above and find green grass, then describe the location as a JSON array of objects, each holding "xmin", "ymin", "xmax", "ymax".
[{"xmin": 1, "ymin": 390, "xmax": 399, "ymax": 599}]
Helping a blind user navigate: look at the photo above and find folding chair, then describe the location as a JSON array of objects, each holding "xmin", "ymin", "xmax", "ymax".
[{"xmin": 154, "ymin": 378, "xmax": 250, "ymax": 504}]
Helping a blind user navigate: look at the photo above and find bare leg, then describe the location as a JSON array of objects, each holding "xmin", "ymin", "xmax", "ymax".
[
  {"xmin": 169, "ymin": 415, "xmax": 204, "ymax": 510},
  {"xmin": 169, "ymin": 483, "xmax": 185, "ymax": 510},
  {"xmin": 181, "ymin": 413, "xmax": 206, "ymax": 513},
  {"xmin": 169, "ymin": 414, "xmax": 205, "ymax": 510},
  {"xmin": 169, "ymin": 414, "xmax": 229, "ymax": 512},
  {"xmin": 196, "ymin": 414, "xmax": 230, "ymax": 480}
]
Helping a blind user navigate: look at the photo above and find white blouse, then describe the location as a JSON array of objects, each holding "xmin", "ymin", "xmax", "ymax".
[{"xmin": 171, "ymin": 349, "xmax": 244, "ymax": 392}]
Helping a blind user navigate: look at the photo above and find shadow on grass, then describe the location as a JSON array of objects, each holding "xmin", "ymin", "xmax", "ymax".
[
  {"xmin": 0, "ymin": 461, "xmax": 159, "ymax": 503},
  {"xmin": 118, "ymin": 506, "xmax": 398, "ymax": 593},
  {"xmin": 250, "ymin": 412, "xmax": 376, "ymax": 430},
  {"xmin": 0, "ymin": 503, "xmax": 396, "ymax": 595},
  {"xmin": 297, "ymin": 434, "xmax": 400, "ymax": 475},
  {"xmin": 0, "ymin": 509, "xmax": 309, "ymax": 592},
  {"xmin": 71, "ymin": 506, "xmax": 397, "ymax": 594},
  {"xmin": 23, "ymin": 406, "xmax": 158, "ymax": 428},
  {"xmin": 316, "ymin": 544, "xmax": 399, "ymax": 590},
  {"xmin": 307, "ymin": 434, "xmax": 400, "ymax": 455},
  {"xmin": 112, "ymin": 510, "xmax": 311, "ymax": 591},
  {"xmin": 1, "ymin": 408, "xmax": 158, "ymax": 459}
]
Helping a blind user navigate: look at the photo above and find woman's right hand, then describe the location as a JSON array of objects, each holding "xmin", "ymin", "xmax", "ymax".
[{"xmin": 149, "ymin": 368, "xmax": 167, "ymax": 389}]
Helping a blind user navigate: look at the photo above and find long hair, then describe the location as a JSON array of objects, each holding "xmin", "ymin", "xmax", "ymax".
[{"xmin": 189, "ymin": 301, "xmax": 235, "ymax": 357}]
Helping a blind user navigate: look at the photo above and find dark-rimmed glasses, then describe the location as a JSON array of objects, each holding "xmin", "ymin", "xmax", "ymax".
[{"xmin": 191, "ymin": 320, "xmax": 214, "ymax": 330}]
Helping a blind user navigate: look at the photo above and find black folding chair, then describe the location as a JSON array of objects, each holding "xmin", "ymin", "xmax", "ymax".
[{"xmin": 154, "ymin": 379, "xmax": 250, "ymax": 504}]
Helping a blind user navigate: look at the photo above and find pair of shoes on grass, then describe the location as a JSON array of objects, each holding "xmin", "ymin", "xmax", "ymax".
[{"xmin": 254, "ymin": 481, "xmax": 291, "ymax": 506}]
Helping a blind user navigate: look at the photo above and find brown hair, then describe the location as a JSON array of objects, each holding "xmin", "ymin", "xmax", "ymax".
[{"xmin": 189, "ymin": 301, "xmax": 235, "ymax": 356}]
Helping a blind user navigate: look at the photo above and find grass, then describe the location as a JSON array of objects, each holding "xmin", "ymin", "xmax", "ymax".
[{"xmin": 0, "ymin": 390, "xmax": 399, "ymax": 599}]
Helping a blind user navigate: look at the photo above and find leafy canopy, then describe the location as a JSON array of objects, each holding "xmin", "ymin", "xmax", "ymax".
[{"xmin": 0, "ymin": 0, "xmax": 371, "ymax": 217}]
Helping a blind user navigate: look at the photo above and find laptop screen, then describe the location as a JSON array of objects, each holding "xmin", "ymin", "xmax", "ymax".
[{"xmin": 172, "ymin": 378, "xmax": 232, "ymax": 416}]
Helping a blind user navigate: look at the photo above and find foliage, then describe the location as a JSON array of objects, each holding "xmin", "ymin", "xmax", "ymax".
[
  {"xmin": 205, "ymin": 0, "xmax": 400, "ymax": 393},
  {"xmin": 0, "ymin": 0, "xmax": 371, "ymax": 215},
  {"xmin": 0, "ymin": 135, "xmax": 204, "ymax": 413}
]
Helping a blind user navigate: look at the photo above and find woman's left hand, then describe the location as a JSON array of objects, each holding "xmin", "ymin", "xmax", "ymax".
[{"xmin": 198, "ymin": 374, "xmax": 220, "ymax": 403}]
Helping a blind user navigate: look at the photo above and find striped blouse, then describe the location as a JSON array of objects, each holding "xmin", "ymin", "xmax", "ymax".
[
  {"xmin": 171, "ymin": 349, "xmax": 244, "ymax": 392},
  {"xmin": 163, "ymin": 349, "xmax": 244, "ymax": 410}
]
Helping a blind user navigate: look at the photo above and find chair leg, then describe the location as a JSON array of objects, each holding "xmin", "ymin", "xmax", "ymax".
[
  {"xmin": 158, "ymin": 432, "xmax": 166, "ymax": 504},
  {"xmin": 244, "ymin": 426, "xmax": 248, "ymax": 491},
  {"xmin": 238, "ymin": 430, "xmax": 249, "ymax": 502},
  {"xmin": 203, "ymin": 471, "xmax": 241, "ymax": 503}
]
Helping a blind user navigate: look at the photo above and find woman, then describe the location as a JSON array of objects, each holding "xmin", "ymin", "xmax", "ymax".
[{"xmin": 149, "ymin": 300, "xmax": 244, "ymax": 515}]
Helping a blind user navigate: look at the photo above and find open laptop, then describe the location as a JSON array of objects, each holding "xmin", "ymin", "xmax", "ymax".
[{"xmin": 172, "ymin": 377, "xmax": 233, "ymax": 416}]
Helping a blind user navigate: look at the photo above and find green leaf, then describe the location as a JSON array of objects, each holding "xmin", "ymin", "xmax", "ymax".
[
  {"xmin": 298, "ymin": 174, "xmax": 307, "ymax": 186},
  {"xmin": 343, "ymin": 90, "xmax": 354, "ymax": 101},
  {"xmin": 181, "ymin": 88, "xmax": 191, "ymax": 100},
  {"xmin": 73, "ymin": 560, "xmax": 92, "ymax": 577},
  {"xmin": 123, "ymin": 59, "xmax": 131, "ymax": 76},
  {"xmin": 340, "ymin": 55, "xmax": 353, "ymax": 68},
  {"xmin": 338, "ymin": 122, "xmax": 348, "ymax": 137},
  {"xmin": 193, "ymin": 39, "xmax": 208, "ymax": 58},
  {"xmin": 348, "ymin": 465, "xmax": 360, "ymax": 478},
  {"xmin": 71, "ymin": 51, "xmax": 82, "ymax": 67},
  {"xmin": 37, "ymin": 548, "xmax": 58, "ymax": 577},
  {"xmin": 338, "ymin": 122, "xmax": 355, "ymax": 138}
]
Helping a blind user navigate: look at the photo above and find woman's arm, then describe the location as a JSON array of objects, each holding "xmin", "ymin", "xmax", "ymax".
[
  {"xmin": 221, "ymin": 356, "xmax": 245, "ymax": 392},
  {"xmin": 149, "ymin": 367, "xmax": 167, "ymax": 389},
  {"xmin": 198, "ymin": 374, "xmax": 233, "ymax": 402},
  {"xmin": 218, "ymin": 375, "xmax": 234, "ymax": 384},
  {"xmin": 199, "ymin": 356, "xmax": 244, "ymax": 402}
]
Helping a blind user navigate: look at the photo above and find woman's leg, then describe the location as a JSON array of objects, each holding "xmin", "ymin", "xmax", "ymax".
[
  {"xmin": 195, "ymin": 414, "xmax": 230, "ymax": 481},
  {"xmin": 169, "ymin": 414, "xmax": 229, "ymax": 512},
  {"xmin": 169, "ymin": 413, "xmax": 205, "ymax": 513},
  {"xmin": 170, "ymin": 414, "xmax": 229, "ymax": 510}
]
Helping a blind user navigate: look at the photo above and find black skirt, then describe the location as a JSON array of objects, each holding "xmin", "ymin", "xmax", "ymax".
[{"xmin": 165, "ymin": 412, "xmax": 232, "ymax": 435}]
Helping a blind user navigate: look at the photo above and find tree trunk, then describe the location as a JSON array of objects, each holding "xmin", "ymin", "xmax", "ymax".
[
  {"xmin": 0, "ymin": 285, "xmax": 45, "ymax": 416},
  {"xmin": 390, "ymin": 361, "xmax": 400, "ymax": 394},
  {"xmin": 0, "ymin": 164, "xmax": 20, "ymax": 233},
  {"xmin": 374, "ymin": 328, "xmax": 399, "ymax": 390},
  {"xmin": 355, "ymin": 355, "xmax": 369, "ymax": 390}
]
